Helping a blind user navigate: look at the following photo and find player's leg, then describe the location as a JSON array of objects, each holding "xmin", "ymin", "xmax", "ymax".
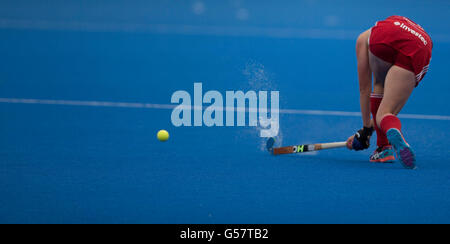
[
  {"xmin": 376, "ymin": 66, "xmax": 415, "ymax": 121},
  {"xmin": 376, "ymin": 65, "xmax": 417, "ymax": 169},
  {"xmin": 368, "ymin": 50, "xmax": 395, "ymax": 163},
  {"xmin": 369, "ymin": 50, "xmax": 392, "ymax": 92}
]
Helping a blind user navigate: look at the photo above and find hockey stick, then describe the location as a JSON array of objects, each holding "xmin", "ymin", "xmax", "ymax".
[{"xmin": 266, "ymin": 137, "xmax": 347, "ymax": 155}]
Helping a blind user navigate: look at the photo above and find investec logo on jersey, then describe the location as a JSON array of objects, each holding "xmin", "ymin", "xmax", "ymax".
[{"xmin": 394, "ymin": 21, "xmax": 428, "ymax": 46}]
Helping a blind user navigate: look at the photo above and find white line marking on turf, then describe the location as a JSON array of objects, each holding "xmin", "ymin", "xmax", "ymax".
[{"xmin": 1, "ymin": 98, "xmax": 449, "ymax": 121}]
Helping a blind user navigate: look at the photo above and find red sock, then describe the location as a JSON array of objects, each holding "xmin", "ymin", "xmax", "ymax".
[
  {"xmin": 370, "ymin": 94, "xmax": 389, "ymax": 147},
  {"xmin": 380, "ymin": 114, "xmax": 402, "ymax": 134}
]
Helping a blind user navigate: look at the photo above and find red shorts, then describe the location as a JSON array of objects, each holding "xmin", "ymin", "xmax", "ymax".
[{"xmin": 369, "ymin": 16, "xmax": 433, "ymax": 84}]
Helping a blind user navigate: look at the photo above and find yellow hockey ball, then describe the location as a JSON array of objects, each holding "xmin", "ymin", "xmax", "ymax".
[{"xmin": 157, "ymin": 130, "xmax": 170, "ymax": 142}]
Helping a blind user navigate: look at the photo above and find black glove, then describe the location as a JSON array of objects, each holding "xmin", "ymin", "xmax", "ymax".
[{"xmin": 352, "ymin": 127, "xmax": 374, "ymax": 151}]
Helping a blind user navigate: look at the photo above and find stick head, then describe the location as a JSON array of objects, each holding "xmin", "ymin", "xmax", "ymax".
[{"xmin": 266, "ymin": 137, "xmax": 275, "ymax": 153}]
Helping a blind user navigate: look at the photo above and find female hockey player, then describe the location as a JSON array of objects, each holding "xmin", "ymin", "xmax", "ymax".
[{"xmin": 346, "ymin": 16, "xmax": 433, "ymax": 169}]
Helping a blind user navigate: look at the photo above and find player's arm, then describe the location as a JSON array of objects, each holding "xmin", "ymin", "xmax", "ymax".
[
  {"xmin": 347, "ymin": 30, "xmax": 374, "ymax": 150},
  {"xmin": 356, "ymin": 29, "xmax": 373, "ymax": 128}
]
